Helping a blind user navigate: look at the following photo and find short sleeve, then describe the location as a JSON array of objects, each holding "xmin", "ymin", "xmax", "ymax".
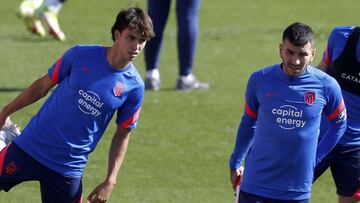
[
  {"xmin": 48, "ymin": 46, "xmax": 78, "ymax": 83},
  {"xmin": 116, "ymin": 86, "xmax": 144, "ymax": 129}
]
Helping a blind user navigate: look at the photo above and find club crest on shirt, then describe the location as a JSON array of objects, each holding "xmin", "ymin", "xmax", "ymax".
[
  {"xmin": 304, "ymin": 91, "xmax": 316, "ymax": 105},
  {"xmin": 113, "ymin": 82, "xmax": 124, "ymax": 97},
  {"xmin": 6, "ymin": 161, "xmax": 18, "ymax": 175}
]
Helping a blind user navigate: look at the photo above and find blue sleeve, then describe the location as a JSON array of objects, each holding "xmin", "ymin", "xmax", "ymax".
[
  {"xmin": 315, "ymin": 77, "xmax": 347, "ymax": 165},
  {"xmin": 116, "ymin": 85, "xmax": 145, "ymax": 130},
  {"xmin": 229, "ymin": 73, "xmax": 259, "ymax": 170},
  {"xmin": 323, "ymin": 28, "xmax": 337, "ymax": 63},
  {"xmin": 48, "ymin": 46, "xmax": 78, "ymax": 83},
  {"xmin": 323, "ymin": 26, "xmax": 353, "ymax": 65}
]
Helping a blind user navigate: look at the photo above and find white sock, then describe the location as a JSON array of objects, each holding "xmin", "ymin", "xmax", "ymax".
[
  {"xmin": 146, "ymin": 69, "xmax": 160, "ymax": 80},
  {"xmin": 179, "ymin": 74, "xmax": 195, "ymax": 81}
]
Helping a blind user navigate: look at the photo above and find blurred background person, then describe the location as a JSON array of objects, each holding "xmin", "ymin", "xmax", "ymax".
[
  {"xmin": 18, "ymin": 0, "xmax": 67, "ymax": 41},
  {"xmin": 144, "ymin": 0, "xmax": 209, "ymax": 91},
  {"xmin": 315, "ymin": 25, "xmax": 360, "ymax": 203}
]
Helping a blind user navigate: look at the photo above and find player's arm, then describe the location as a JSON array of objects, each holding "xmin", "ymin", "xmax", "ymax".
[
  {"xmin": 229, "ymin": 111, "xmax": 257, "ymax": 190},
  {"xmin": 0, "ymin": 74, "xmax": 56, "ymax": 127},
  {"xmin": 87, "ymin": 85, "xmax": 143, "ymax": 203},
  {"xmin": 0, "ymin": 46, "xmax": 76, "ymax": 128},
  {"xmin": 87, "ymin": 127, "xmax": 131, "ymax": 203},
  {"xmin": 316, "ymin": 46, "xmax": 330, "ymax": 71},
  {"xmin": 317, "ymin": 28, "xmax": 335, "ymax": 72},
  {"xmin": 315, "ymin": 78, "xmax": 347, "ymax": 165},
  {"xmin": 229, "ymin": 73, "xmax": 259, "ymax": 189}
]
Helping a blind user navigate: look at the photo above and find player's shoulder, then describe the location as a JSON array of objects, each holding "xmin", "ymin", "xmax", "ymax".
[
  {"xmin": 71, "ymin": 44, "xmax": 103, "ymax": 53},
  {"xmin": 63, "ymin": 44, "xmax": 103, "ymax": 58},
  {"xmin": 246, "ymin": 64, "xmax": 279, "ymax": 87},
  {"xmin": 331, "ymin": 26, "xmax": 356, "ymax": 33},
  {"xmin": 307, "ymin": 66, "xmax": 338, "ymax": 87},
  {"xmin": 123, "ymin": 63, "xmax": 145, "ymax": 88},
  {"xmin": 329, "ymin": 26, "xmax": 356, "ymax": 40},
  {"xmin": 252, "ymin": 64, "xmax": 279, "ymax": 77},
  {"xmin": 260, "ymin": 64, "xmax": 278, "ymax": 74},
  {"xmin": 248, "ymin": 64, "xmax": 278, "ymax": 80}
]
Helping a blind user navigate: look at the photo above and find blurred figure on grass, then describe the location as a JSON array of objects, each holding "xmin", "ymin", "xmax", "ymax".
[
  {"xmin": 144, "ymin": 0, "xmax": 209, "ymax": 91},
  {"xmin": 18, "ymin": 0, "xmax": 67, "ymax": 41}
]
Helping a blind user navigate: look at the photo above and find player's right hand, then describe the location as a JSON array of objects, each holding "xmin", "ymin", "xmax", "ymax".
[
  {"xmin": 230, "ymin": 166, "xmax": 244, "ymax": 190},
  {"xmin": 86, "ymin": 180, "xmax": 115, "ymax": 203}
]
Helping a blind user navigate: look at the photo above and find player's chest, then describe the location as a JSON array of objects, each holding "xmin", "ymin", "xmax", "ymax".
[
  {"xmin": 257, "ymin": 83, "xmax": 325, "ymax": 119},
  {"xmin": 66, "ymin": 63, "xmax": 129, "ymax": 110}
]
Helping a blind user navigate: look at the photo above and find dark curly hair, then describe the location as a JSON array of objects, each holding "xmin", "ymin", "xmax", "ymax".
[
  {"xmin": 282, "ymin": 22, "xmax": 315, "ymax": 46},
  {"xmin": 111, "ymin": 7, "xmax": 155, "ymax": 42}
]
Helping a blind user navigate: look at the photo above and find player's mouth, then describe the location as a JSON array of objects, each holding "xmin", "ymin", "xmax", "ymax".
[
  {"xmin": 129, "ymin": 51, "xmax": 139, "ymax": 58},
  {"xmin": 289, "ymin": 64, "xmax": 302, "ymax": 72},
  {"xmin": 283, "ymin": 63, "xmax": 305, "ymax": 76}
]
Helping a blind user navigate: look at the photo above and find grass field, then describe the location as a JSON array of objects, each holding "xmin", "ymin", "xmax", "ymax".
[{"xmin": 1, "ymin": 0, "xmax": 359, "ymax": 202}]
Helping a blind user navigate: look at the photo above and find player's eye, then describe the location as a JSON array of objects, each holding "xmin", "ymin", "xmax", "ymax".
[
  {"xmin": 286, "ymin": 50, "xmax": 294, "ymax": 55},
  {"xmin": 298, "ymin": 52, "xmax": 308, "ymax": 58},
  {"xmin": 129, "ymin": 35, "xmax": 136, "ymax": 40}
]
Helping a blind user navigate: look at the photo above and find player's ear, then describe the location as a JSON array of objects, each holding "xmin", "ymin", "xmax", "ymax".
[
  {"xmin": 114, "ymin": 30, "xmax": 122, "ymax": 40},
  {"xmin": 310, "ymin": 48, "xmax": 316, "ymax": 62},
  {"xmin": 279, "ymin": 43, "xmax": 283, "ymax": 59}
]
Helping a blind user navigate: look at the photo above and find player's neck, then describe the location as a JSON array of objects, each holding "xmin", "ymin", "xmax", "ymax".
[{"xmin": 106, "ymin": 47, "xmax": 130, "ymax": 69}]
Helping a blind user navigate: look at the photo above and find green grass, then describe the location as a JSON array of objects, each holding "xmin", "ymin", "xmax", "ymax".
[{"xmin": 1, "ymin": 0, "xmax": 359, "ymax": 202}]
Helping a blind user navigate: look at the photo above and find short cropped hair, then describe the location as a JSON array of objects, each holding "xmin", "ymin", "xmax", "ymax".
[
  {"xmin": 111, "ymin": 7, "xmax": 155, "ymax": 42},
  {"xmin": 282, "ymin": 22, "xmax": 315, "ymax": 46}
]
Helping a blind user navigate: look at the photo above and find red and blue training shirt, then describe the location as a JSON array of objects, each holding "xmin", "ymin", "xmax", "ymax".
[
  {"xmin": 15, "ymin": 45, "xmax": 144, "ymax": 177},
  {"xmin": 229, "ymin": 64, "xmax": 347, "ymax": 200}
]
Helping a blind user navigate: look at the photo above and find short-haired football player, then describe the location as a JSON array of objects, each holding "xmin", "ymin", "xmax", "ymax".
[
  {"xmin": 0, "ymin": 6, "xmax": 154, "ymax": 203},
  {"xmin": 229, "ymin": 22, "xmax": 347, "ymax": 203}
]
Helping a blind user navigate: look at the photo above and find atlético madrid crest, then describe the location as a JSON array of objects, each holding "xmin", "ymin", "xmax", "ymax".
[
  {"xmin": 113, "ymin": 82, "xmax": 124, "ymax": 96},
  {"xmin": 304, "ymin": 91, "xmax": 316, "ymax": 105}
]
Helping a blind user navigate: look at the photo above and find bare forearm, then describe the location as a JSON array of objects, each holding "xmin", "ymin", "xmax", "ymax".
[
  {"xmin": 1, "ymin": 74, "xmax": 54, "ymax": 118},
  {"xmin": 3, "ymin": 85, "xmax": 45, "ymax": 116},
  {"xmin": 106, "ymin": 128, "xmax": 131, "ymax": 185},
  {"xmin": 86, "ymin": 129, "xmax": 130, "ymax": 203}
]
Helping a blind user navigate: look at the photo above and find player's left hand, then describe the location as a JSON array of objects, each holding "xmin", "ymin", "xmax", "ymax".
[
  {"xmin": 0, "ymin": 114, "xmax": 8, "ymax": 129},
  {"xmin": 86, "ymin": 181, "xmax": 115, "ymax": 203}
]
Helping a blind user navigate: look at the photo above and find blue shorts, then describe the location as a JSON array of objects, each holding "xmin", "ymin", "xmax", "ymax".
[
  {"xmin": 0, "ymin": 143, "xmax": 83, "ymax": 203},
  {"xmin": 314, "ymin": 144, "xmax": 360, "ymax": 198},
  {"xmin": 238, "ymin": 190, "xmax": 309, "ymax": 203}
]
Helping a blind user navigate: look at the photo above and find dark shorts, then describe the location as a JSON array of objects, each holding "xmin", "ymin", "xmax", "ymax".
[
  {"xmin": 0, "ymin": 143, "xmax": 83, "ymax": 203},
  {"xmin": 238, "ymin": 190, "xmax": 309, "ymax": 203},
  {"xmin": 314, "ymin": 144, "xmax": 360, "ymax": 197}
]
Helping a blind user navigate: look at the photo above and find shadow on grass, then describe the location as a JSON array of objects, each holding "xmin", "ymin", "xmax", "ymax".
[
  {"xmin": 0, "ymin": 34, "xmax": 60, "ymax": 43},
  {"xmin": 0, "ymin": 88, "xmax": 25, "ymax": 92},
  {"xmin": 145, "ymin": 87, "xmax": 211, "ymax": 92}
]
